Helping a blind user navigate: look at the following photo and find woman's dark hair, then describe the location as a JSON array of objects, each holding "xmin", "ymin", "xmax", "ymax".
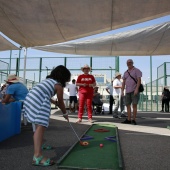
[{"xmin": 46, "ymin": 65, "xmax": 71, "ymax": 87}]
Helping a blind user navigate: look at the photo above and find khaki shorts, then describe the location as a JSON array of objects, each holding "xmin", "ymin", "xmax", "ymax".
[{"xmin": 125, "ymin": 92, "xmax": 140, "ymax": 105}]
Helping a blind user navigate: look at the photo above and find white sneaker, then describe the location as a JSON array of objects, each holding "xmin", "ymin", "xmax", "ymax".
[
  {"xmin": 75, "ymin": 110, "xmax": 78, "ymax": 113},
  {"xmin": 88, "ymin": 119, "xmax": 93, "ymax": 123},
  {"xmin": 121, "ymin": 110, "xmax": 125, "ymax": 114}
]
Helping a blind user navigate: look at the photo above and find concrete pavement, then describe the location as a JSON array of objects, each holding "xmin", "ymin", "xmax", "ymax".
[{"xmin": 0, "ymin": 110, "xmax": 169, "ymax": 170}]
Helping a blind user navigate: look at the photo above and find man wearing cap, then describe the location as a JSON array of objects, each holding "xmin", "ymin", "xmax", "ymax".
[
  {"xmin": 76, "ymin": 64, "xmax": 96, "ymax": 123},
  {"xmin": 112, "ymin": 72, "xmax": 125, "ymax": 118},
  {"xmin": 2, "ymin": 74, "xmax": 28, "ymax": 104},
  {"xmin": 121, "ymin": 59, "xmax": 142, "ymax": 125}
]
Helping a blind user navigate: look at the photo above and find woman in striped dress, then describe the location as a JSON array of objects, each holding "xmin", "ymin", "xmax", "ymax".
[{"xmin": 22, "ymin": 65, "xmax": 70, "ymax": 167}]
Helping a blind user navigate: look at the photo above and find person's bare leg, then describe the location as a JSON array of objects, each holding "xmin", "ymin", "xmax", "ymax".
[
  {"xmin": 69, "ymin": 103, "xmax": 72, "ymax": 112},
  {"xmin": 33, "ymin": 125, "xmax": 46, "ymax": 157},
  {"xmin": 72, "ymin": 102, "xmax": 75, "ymax": 112},
  {"xmin": 75, "ymin": 103, "xmax": 78, "ymax": 111},
  {"xmin": 33, "ymin": 125, "xmax": 54, "ymax": 165},
  {"xmin": 132, "ymin": 104, "xmax": 137, "ymax": 120},
  {"xmin": 126, "ymin": 105, "xmax": 131, "ymax": 121}
]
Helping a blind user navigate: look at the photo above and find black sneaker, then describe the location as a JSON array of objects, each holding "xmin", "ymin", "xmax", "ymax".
[
  {"xmin": 113, "ymin": 115, "xmax": 118, "ymax": 118},
  {"xmin": 131, "ymin": 120, "xmax": 137, "ymax": 125},
  {"xmin": 121, "ymin": 119, "xmax": 131, "ymax": 124}
]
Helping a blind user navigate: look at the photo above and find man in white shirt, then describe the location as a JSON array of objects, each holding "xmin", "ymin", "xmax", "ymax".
[
  {"xmin": 68, "ymin": 79, "xmax": 78, "ymax": 113},
  {"xmin": 112, "ymin": 72, "xmax": 126, "ymax": 118}
]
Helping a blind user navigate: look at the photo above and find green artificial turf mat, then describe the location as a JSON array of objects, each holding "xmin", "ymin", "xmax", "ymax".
[{"xmin": 57, "ymin": 124, "xmax": 123, "ymax": 170}]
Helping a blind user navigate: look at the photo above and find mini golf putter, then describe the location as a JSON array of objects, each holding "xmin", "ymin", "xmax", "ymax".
[{"xmin": 68, "ymin": 122, "xmax": 89, "ymax": 146}]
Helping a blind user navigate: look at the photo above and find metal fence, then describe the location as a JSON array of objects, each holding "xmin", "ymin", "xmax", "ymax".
[
  {"xmin": 1, "ymin": 55, "xmax": 169, "ymax": 112},
  {"xmin": 0, "ymin": 56, "xmax": 118, "ymax": 90},
  {"xmin": 0, "ymin": 60, "xmax": 9, "ymax": 85},
  {"xmin": 138, "ymin": 62, "xmax": 170, "ymax": 111}
]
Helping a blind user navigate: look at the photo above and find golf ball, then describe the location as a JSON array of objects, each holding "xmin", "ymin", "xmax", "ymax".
[{"xmin": 100, "ymin": 144, "xmax": 103, "ymax": 147}]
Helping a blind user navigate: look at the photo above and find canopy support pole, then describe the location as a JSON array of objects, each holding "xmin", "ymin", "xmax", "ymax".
[
  {"xmin": 23, "ymin": 47, "xmax": 27, "ymax": 84},
  {"xmin": 150, "ymin": 56, "xmax": 153, "ymax": 111},
  {"xmin": 9, "ymin": 50, "xmax": 12, "ymax": 74}
]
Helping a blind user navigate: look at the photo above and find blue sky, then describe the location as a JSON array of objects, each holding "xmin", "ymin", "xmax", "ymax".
[{"xmin": 0, "ymin": 15, "xmax": 170, "ymax": 84}]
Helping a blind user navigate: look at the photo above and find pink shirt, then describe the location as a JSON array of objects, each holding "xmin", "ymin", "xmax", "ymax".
[{"xmin": 122, "ymin": 67, "xmax": 142, "ymax": 93}]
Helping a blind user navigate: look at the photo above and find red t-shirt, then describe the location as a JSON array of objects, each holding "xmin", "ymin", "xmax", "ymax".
[{"xmin": 77, "ymin": 74, "xmax": 95, "ymax": 93}]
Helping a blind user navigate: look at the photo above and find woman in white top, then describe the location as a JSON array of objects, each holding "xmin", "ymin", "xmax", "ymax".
[{"xmin": 112, "ymin": 72, "xmax": 124, "ymax": 118}]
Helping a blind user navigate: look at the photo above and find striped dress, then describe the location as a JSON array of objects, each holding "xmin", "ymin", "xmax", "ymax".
[{"xmin": 22, "ymin": 78, "xmax": 58, "ymax": 127}]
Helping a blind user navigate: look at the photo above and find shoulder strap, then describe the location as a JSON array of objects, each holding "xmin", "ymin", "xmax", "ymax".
[{"xmin": 127, "ymin": 70, "xmax": 137, "ymax": 84}]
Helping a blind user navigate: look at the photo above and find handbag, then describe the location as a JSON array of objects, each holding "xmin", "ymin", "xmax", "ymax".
[{"xmin": 127, "ymin": 70, "xmax": 144, "ymax": 92}]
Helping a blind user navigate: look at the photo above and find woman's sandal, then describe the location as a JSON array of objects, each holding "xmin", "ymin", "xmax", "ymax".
[
  {"xmin": 32, "ymin": 156, "xmax": 55, "ymax": 166},
  {"xmin": 41, "ymin": 143, "xmax": 54, "ymax": 150}
]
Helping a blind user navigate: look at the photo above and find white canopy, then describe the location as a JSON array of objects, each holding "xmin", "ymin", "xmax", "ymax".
[
  {"xmin": 33, "ymin": 22, "xmax": 170, "ymax": 56},
  {"xmin": 0, "ymin": 34, "xmax": 19, "ymax": 51},
  {"xmin": 0, "ymin": 0, "xmax": 170, "ymax": 47}
]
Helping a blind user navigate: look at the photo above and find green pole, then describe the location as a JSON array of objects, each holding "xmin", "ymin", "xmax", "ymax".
[
  {"xmin": 141, "ymin": 93, "xmax": 143, "ymax": 111},
  {"xmin": 156, "ymin": 78, "xmax": 158, "ymax": 111},
  {"xmin": 9, "ymin": 50, "xmax": 12, "ymax": 74},
  {"xmin": 150, "ymin": 56, "xmax": 152, "ymax": 111},
  {"xmin": 164, "ymin": 62, "xmax": 167, "ymax": 86},
  {"xmin": 64, "ymin": 57, "xmax": 66, "ymax": 67},
  {"xmin": 23, "ymin": 47, "xmax": 27, "ymax": 84},
  {"xmin": 90, "ymin": 57, "xmax": 92, "ymax": 74},
  {"xmin": 146, "ymin": 84, "xmax": 147, "ymax": 111},
  {"xmin": 16, "ymin": 58, "xmax": 19, "ymax": 76},
  {"xmin": 116, "ymin": 56, "xmax": 119, "ymax": 72},
  {"xmin": 18, "ymin": 48, "xmax": 22, "ymax": 76},
  {"xmin": 39, "ymin": 58, "xmax": 42, "ymax": 82},
  {"xmin": 34, "ymin": 72, "xmax": 35, "ymax": 82}
]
